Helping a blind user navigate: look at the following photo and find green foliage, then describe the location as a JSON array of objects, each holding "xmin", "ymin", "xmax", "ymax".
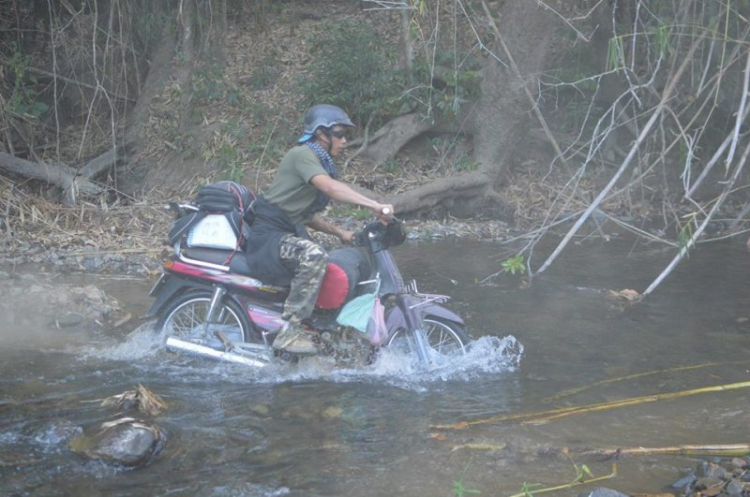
[
  {"xmin": 297, "ymin": 19, "xmax": 480, "ymax": 128},
  {"xmin": 409, "ymin": 52, "xmax": 482, "ymax": 119},
  {"xmin": 6, "ymin": 45, "xmax": 48, "ymax": 120},
  {"xmin": 511, "ymin": 462, "xmax": 601, "ymax": 497},
  {"xmin": 248, "ymin": 52, "xmax": 282, "ymax": 91},
  {"xmin": 381, "ymin": 159, "xmax": 402, "ymax": 173},
  {"xmin": 573, "ymin": 463, "xmax": 594, "ymax": 482},
  {"xmin": 677, "ymin": 218, "xmax": 695, "ymax": 257},
  {"xmin": 501, "ymin": 254, "xmax": 525, "ymax": 275},
  {"xmin": 518, "ymin": 482, "xmax": 543, "ymax": 497},
  {"xmin": 133, "ymin": 10, "xmax": 173, "ymax": 52},
  {"xmin": 606, "ymin": 36, "xmax": 624, "ymax": 73},
  {"xmin": 297, "ymin": 19, "xmax": 399, "ymax": 129},
  {"xmin": 452, "ymin": 479, "xmax": 481, "ymax": 497},
  {"xmin": 327, "ymin": 205, "xmax": 371, "ymax": 220},
  {"xmin": 191, "ymin": 63, "xmax": 242, "ymax": 113},
  {"xmin": 452, "ymin": 460, "xmax": 481, "ymax": 497},
  {"xmin": 214, "ymin": 122, "xmax": 246, "ymax": 183},
  {"xmin": 453, "ymin": 154, "xmax": 478, "ymax": 172}
]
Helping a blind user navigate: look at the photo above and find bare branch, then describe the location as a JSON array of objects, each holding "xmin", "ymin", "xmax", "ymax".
[{"xmin": 536, "ymin": 28, "xmax": 709, "ymax": 276}]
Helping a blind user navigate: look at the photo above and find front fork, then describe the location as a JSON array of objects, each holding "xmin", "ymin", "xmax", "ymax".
[
  {"xmin": 206, "ymin": 285, "xmax": 226, "ymax": 323},
  {"xmin": 204, "ymin": 285, "xmax": 230, "ymax": 345},
  {"xmin": 396, "ymin": 294, "xmax": 432, "ymax": 364}
]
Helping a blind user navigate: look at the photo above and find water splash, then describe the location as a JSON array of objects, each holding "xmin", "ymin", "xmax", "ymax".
[
  {"xmin": 80, "ymin": 324, "xmax": 523, "ymax": 391},
  {"xmin": 80, "ymin": 321, "xmax": 165, "ymax": 362}
]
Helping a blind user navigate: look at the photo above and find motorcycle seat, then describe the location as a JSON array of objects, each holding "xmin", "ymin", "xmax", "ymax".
[
  {"xmin": 181, "ymin": 246, "xmax": 252, "ymax": 275},
  {"xmin": 180, "ymin": 246, "xmax": 372, "ymax": 310}
]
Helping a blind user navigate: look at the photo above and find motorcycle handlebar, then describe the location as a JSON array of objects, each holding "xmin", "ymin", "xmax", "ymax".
[{"xmin": 354, "ymin": 217, "xmax": 405, "ymax": 248}]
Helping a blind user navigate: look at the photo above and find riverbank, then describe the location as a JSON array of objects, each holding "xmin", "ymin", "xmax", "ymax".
[{"xmin": 0, "ymin": 192, "xmax": 516, "ymax": 276}]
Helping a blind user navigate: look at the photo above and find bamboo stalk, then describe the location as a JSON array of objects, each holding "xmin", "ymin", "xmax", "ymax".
[
  {"xmin": 542, "ymin": 361, "xmax": 749, "ymax": 404},
  {"xmin": 507, "ymin": 464, "xmax": 617, "ymax": 497},
  {"xmin": 527, "ymin": 380, "xmax": 750, "ymax": 425},
  {"xmin": 582, "ymin": 444, "xmax": 750, "ymax": 458},
  {"xmin": 432, "ymin": 381, "xmax": 750, "ymax": 430}
]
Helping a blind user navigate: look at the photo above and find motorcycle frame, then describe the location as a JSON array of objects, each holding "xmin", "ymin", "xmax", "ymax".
[{"xmin": 147, "ymin": 222, "xmax": 464, "ymax": 364}]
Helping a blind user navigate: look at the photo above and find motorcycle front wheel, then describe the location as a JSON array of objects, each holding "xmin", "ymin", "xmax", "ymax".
[
  {"xmin": 155, "ymin": 290, "xmax": 254, "ymax": 347},
  {"xmin": 386, "ymin": 317, "xmax": 470, "ymax": 361}
]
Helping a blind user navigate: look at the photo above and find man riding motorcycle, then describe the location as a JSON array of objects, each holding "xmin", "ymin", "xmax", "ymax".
[{"xmin": 244, "ymin": 104, "xmax": 394, "ymax": 354}]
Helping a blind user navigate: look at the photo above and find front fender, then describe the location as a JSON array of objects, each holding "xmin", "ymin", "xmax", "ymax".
[
  {"xmin": 385, "ymin": 300, "xmax": 464, "ymax": 332},
  {"xmin": 145, "ymin": 274, "xmax": 212, "ymax": 318}
]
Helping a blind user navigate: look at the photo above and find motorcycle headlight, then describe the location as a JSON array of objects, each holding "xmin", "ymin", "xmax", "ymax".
[{"xmin": 383, "ymin": 221, "xmax": 407, "ymax": 247}]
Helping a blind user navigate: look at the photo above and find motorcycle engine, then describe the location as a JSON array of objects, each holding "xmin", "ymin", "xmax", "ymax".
[{"xmin": 317, "ymin": 325, "xmax": 376, "ymax": 367}]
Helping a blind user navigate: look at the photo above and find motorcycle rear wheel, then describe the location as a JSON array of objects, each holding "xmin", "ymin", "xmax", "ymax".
[
  {"xmin": 386, "ymin": 317, "xmax": 470, "ymax": 360},
  {"xmin": 155, "ymin": 290, "xmax": 253, "ymax": 347}
]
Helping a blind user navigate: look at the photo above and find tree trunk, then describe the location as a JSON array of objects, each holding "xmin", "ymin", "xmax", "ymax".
[
  {"xmin": 369, "ymin": 2, "xmax": 558, "ymax": 217},
  {"xmin": 177, "ymin": 0, "xmax": 196, "ymax": 115}
]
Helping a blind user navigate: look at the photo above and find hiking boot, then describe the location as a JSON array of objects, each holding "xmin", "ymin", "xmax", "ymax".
[{"xmin": 272, "ymin": 321, "xmax": 317, "ymax": 354}]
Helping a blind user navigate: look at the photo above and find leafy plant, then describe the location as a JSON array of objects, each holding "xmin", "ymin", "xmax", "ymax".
[
  {"xmin": 452, "ymin": 460, "xmax": 481, "ymax": 497},
  {"xmin": 6, "ymin": 45, "xmax": 48, "ymax": 119},
  {"xmin": 501, "ymin": 254, "xmax": 525, "ymax": 275},
  {"xmin": 452, "ymin": 478, "xmax": 481, "ymax": 497},
  {"xmin": 327, "ymin": 205, "xmax": 371, "ymax": 220},
  {"xmin": 409, "ymin": 51, "xmax": 481, "ymax": 119},
  {"xmin": 518, "ymin": 482, "xmax": 543, "ymax": 497},
  {"xmin": 452, "ymin": 154, "xmax": 478, "ymax": 172},
  {"xmin": 381, "ymin": 159, "xmax": 401, "ymax": 173}
]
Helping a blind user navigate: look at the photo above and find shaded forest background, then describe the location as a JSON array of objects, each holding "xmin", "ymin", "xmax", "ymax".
[{"xmin": 1, "ymin": 0, "xmax": 749, "ymax": 291}]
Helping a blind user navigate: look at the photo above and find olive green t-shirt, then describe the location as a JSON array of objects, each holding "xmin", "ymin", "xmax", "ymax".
[{"xmin": 264, "ymin": 145, "xmax": 328, "ymax": 224}]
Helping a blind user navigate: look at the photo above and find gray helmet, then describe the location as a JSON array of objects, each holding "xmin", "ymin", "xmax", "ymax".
[{"xmin": 301, "ymin": 104, "xmax": 355, "ymax": 138}]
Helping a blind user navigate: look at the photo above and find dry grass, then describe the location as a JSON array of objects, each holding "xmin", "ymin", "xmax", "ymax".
[{"xmin": 0, "ymin": 176, "xmax": 169, "ymax": 260}]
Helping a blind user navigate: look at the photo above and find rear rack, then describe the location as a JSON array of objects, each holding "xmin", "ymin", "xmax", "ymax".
[{"xmin": 405, "ymin": 280, "xmax": 450, "ymax": 308}]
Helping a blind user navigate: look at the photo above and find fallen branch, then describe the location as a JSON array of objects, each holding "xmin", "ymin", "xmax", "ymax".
[
  {"xmin": 0, "ymin": 152, "xmax": 103, "ymax": 197},
  {"xmin": 77, "ymin": 147, "xmax": 123, "ymax": 180}
]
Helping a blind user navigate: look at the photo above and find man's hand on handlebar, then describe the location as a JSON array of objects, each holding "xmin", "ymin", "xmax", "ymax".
[
  {"xmin": 373, "ymin": 203, "xmax": 395, "ymax": 224},
  {"xmin": 339, "ymin": 229, "xmax": 356, "ymax": 245}
]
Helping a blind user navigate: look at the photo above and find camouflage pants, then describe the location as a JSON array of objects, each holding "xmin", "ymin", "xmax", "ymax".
[{"xmin": 279, "ymin": 234, "xmax": 329, "ymax": 323}]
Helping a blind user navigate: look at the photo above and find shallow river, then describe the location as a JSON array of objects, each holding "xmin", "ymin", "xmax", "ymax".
[{"xmin": 2, "ymin": 234, "xmax": 750, "ymax": 496}]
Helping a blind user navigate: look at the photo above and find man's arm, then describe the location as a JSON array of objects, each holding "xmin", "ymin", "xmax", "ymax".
[
  {"xmin": 307, "ymin": 212, "xmax": 355, "ymax": 244},
  {"xmin": 310, "ymin": 174, "xmax": 393, "ymax": 219}
]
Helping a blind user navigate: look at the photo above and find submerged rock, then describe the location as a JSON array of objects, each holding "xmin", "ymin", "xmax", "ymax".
[
  {"xmin": 71, "ymin": 417, "xmax": 165, "ymax": 468},
  {"xmin": 670, "ymin": 457, "xmax": 750, "ymax": 497}
]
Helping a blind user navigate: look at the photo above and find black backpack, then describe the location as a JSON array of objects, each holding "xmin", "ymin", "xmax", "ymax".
[{"xmin": 167, "ymin": 181, "xmax": 256, "ymax": 249}]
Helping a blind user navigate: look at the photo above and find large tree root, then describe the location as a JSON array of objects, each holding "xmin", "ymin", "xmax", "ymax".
[{"xmin": 390, "ymin": 170, "xmax": 496, "ymax": 216}]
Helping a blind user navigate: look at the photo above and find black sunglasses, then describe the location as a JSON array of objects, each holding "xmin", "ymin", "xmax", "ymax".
[{"xmin": 328, "ymin": 128, "xmax": 347, "ymax": 139}]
